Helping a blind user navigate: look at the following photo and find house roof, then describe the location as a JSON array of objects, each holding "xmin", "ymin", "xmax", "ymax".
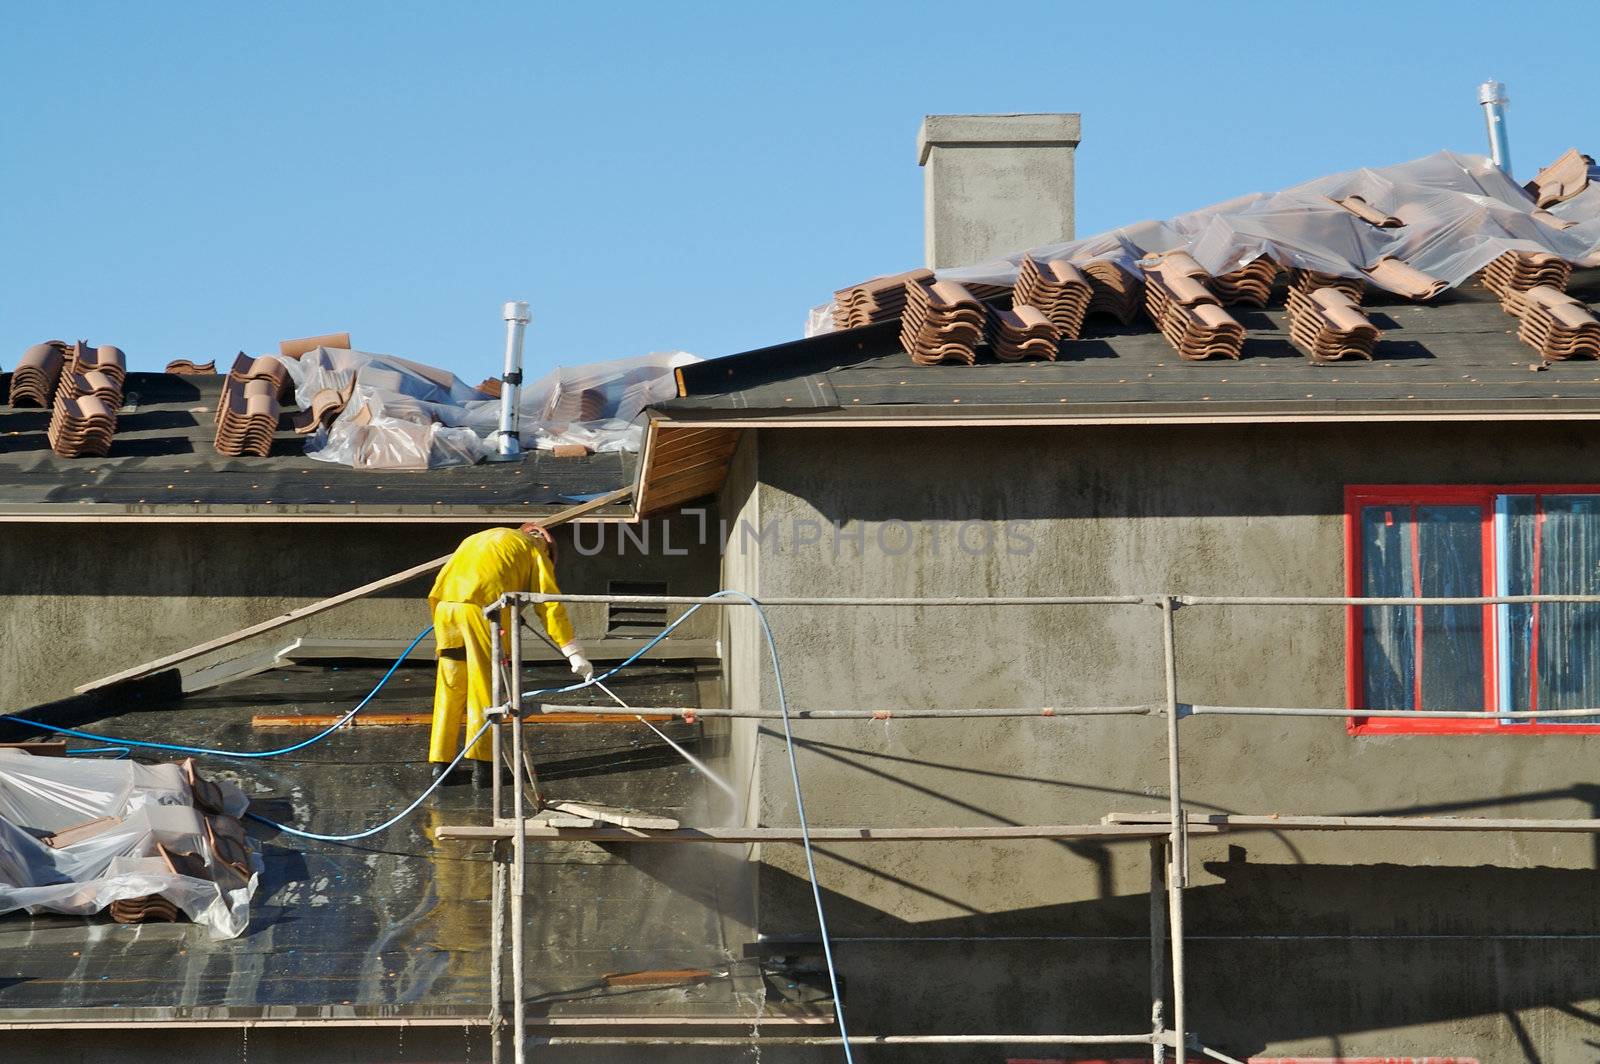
[
  {"xmin": 0, "ymin": 372, "xmax": 634, "ymax": 521},
  {"xmin": 658, "ymin": 268, "xmax": 1600, "ymax": 424},
  {"xmin": 0, "ymin": 655, "xmax": 828, "ymax": 1027}
]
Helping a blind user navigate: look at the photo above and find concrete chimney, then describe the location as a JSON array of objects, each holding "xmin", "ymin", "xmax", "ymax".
[{"xmin": 916, "ymin": 113, "xmax": 1081, "ymax": 269}]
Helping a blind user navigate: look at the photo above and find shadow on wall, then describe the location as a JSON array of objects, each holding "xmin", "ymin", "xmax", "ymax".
[{"xmin": 751, "ymin": 855, "xmax": 1600, "ymax": 1060}]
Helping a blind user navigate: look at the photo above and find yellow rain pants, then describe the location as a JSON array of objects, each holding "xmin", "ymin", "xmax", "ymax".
[
  {"xmin": 426, "ymin": 528, "xmax": 575, "ymax": 764},
  {"xmin": 428, "ymin": 601, "xmax": 497, "ymax": 763}
]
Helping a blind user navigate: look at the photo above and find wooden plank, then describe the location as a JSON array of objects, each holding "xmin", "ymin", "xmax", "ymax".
[
  {"xmin": 74, "ymin": 487, "xmax": 634, "ymax": 694},
  {"xmin": 252, "ymin": 710, "xmax": 674, "ymax": 728},
  {"xmin": 545, "ymin": 801, "xmax": 680, "ymax": 830},
  {"xmin": 649, "ymin": 427, "xmax": 740, "ymax": 460},
  {"xmin": 0, "ymin": 741, "xmax": 69, "ymax": 757},
  {"xmin": 643, "ymin": 468, "xmax": 732, "ymax": 513},
  {"xmin": 434, "ymin": 822, "xmax": 1221, "ymax": 843},
  {"xmin": 649, "ymin": 435, "xmax": 740, "ymax": 469}
]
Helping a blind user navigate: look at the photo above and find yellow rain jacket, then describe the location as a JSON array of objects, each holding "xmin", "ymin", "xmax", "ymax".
[{"xmin": 427, "ymin": 528, "xmax": 575, "ymax": 763}]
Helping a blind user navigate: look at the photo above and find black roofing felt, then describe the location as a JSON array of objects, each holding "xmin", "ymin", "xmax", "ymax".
[
  {"xmin": 0, "ymin": 374, "xmax": 632, "ymax": 517},
  {"xmin": 0, "ymin": 659, "xmax": 796, "ymax": 1023},
  {"xmin": 664, "ymin": 271, "xmax": 1600, "ymax": 420}
]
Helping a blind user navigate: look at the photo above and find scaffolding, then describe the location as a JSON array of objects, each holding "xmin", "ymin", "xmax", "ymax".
[{"xmin": 439, "ymin": 589, "xmax": 1600, "ymax": 1064}]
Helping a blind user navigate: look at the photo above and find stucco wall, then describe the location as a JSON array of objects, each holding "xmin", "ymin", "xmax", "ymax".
[
  {"xmin": 0, "ymin": 515, "xmax": 720, "ymax": 711},
  {"xmin": 743, "ymin": 421, "xmax": 1600, "ymax": 1062}
]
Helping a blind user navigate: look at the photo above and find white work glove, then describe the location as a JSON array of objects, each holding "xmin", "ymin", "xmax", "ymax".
[{"xmin": 561, "ymin": 643, "xmax": 594, "ymax": 682}]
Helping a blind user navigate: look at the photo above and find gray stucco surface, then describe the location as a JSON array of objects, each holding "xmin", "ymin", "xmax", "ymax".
[
  {"xmin": 917, "ymin": 113, "xmax": 1079, "ymax": 270},
  {"xmin": 729, "ymin": 421, "xmax": 1600, "ymax": 1061},
  {"xmin": 0, "ymin": 515, "xmax": 719, "ymax": 711}
]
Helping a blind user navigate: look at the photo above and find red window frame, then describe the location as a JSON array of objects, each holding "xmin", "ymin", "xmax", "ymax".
[{"xmin": 1344, "ymin": 484, "xmax": 1600, "ymax": 735}]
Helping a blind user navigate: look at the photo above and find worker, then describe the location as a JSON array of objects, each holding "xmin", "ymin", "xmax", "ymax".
[{"xmin": 427, "ymin": 522, "xmax": 593, "ymax": 788}]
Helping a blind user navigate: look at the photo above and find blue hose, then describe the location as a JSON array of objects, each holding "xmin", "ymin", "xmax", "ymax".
[{"xmin": 0, "ymin": 626, "xmax": 434, "ymax": 759}]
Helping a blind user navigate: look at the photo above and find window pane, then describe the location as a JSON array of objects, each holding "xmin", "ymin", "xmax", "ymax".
[
  {"xmin": 1535, "ymin": 495, "xmax": 1600, "ymax": 724},
  {"xmin": 1499, "ymin": 495, "xmax": 1538, "ymax": 719},
  {"xmin": 1360, "ymin": 503, "xmax": 1485, "ymax": 712},
  {"xmin": 1416, "ymin": 505, "xmax": 1483, "ymax": 711},
  {"xmin": 1361, "ymin": 505, "xmax": 1415, "ymax": 710}
]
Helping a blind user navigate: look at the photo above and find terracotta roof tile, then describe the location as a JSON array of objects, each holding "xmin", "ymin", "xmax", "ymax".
[
  {"xmin": 900, "ymin": 279, "xmax": 985, "ymax": 365},
  {"xmin": 1524, "ymin": 148, "xmax": 1594, "ymax": 209},
  {"xmin": 1289, "ymin": 268, "xmax": 1366, "ymax": 304},
  {"xmin": 1505, "ymin": 285, "xmax": 1600, "ymax": 362},
  {"xmin": 1482, "ymin": 250, "xmax": 1573, "ymax": 309},
  {"xmin": 59, "ymin": 369, "xmax": 123, "ymax": 408},
  {"xmin": 989, "ymin": 304, "xmax": 1061, "ymax": 362},
  {"xmin": 1207, "ymin": 258, "xmax": 1280, "ymax": 308},
  {"xmin": 834, "ymin": 269, "xmax": 935, "ymax": 329},
  {"xmin": 1014, "ymin": 256, "xmax": 1092, "ymax": 338},
  {"xmin": 47, "ymin": 393, "xmax": 116, "ymax": 458},
  {"xmin": 279, "ymin": 332, "xmax": 352, "ymax": 359},
  {"xmin": 165, "ymin": 358, "xmax": 217, "ymax": 375},
  {"xmin": 1142, "ymin": 255, "xmax": 1244, "ymax": 360},
  {"xmin": 214, "ymin": 376, "xmax": 282, "ymax": 457},
  {"xmin": 290, "ymin": 372, "xmax": 356, "ymax": 435},
  {"xmin": 224, "ymin": 352, "xmax": 291, "ymax": 400},
  {"xmin": 10, "ymin": 341, "xmax": 67, "ymax": 408},
  {"xmin": 1332, "ymin": 194, "xmax": 1404, "ymax": 228},
  {"xmin": 1287, "ymin": 286, "xmax": 1381, "ymax": 362},
  {"xmin": 108, "ymin": 895, "xmax": 182, "ymax": 924},
  {"xmin": 1363, "ymin": 257, "xmax": 1449, "ymax": 301},
  {"xmin": 70, "ymin": 342, "xmax": 125, "ymax": 387},
  {"xmin": 1080, "ymin": 260, "xmax": 1144, "ymax": 324}
]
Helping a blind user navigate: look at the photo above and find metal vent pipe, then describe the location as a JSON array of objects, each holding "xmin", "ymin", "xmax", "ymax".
[
  {"xmin": 496, "ymin": 300, "xmax": 531, "ymax": 459},
  {"xmin": 1478, "ymin": 80, "xmax": 1512, "ymax": 178}
]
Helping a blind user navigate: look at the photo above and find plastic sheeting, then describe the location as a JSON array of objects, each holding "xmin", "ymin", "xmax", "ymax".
[
  {"xmin": 279, "ymin": 347, "xmax": 699, "ymax": 469},
  {"xmin": 938, "ymin": 150, "xmax": 1600, "ymax": 296},
  {"xmin": 0, "ymin": 751, "xmax": 259, "ymax": 938}
]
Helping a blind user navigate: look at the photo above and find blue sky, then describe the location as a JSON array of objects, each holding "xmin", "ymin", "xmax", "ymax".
[{"xmin": 6, "ymin": 2, "xmax": 1596, "ymax": 382}]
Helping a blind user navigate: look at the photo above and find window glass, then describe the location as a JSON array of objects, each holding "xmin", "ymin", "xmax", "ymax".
[
  {"xmin": 1530, "ymin": 495, "xmax": 1600, "ymax": 724},
  {"xmin": 1361, "ymin": 504, "xmax": 1484, "ymax": 711}
]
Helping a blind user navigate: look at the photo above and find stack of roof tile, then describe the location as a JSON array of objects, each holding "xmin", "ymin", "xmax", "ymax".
[
  {"xmin": 1286, "ymin": 286, "xmax": 1381, "ymax": 362},
  {"xmin": 47, "ymin": 393, "xmax": 117, "ymax": 458},
  {"xmin": 11, "ymin": 341, "xmax": 67, "ymax": 407},
  {"xmin": 58, "ymin": 369, "xmax": 123, "ymax": 408},
  {"xmin": 963, "ymin": 282, "xmax": 1014, "ymax": 302},
  {"xmin": 1363, "ymin": 257, "xmax": 1449, "ymax": 301},
  {"xmin": 1208, "ymin": 259, "xmax": 1280, "ymax": 307},
  {"xmin": 70, "ymin": 342, "xmax": 126, "ymax": 390},
  {"xmin": 215, "ymin": 379, "xmax": 281, "ymax": 456},
  {"xmin": 1506, "ymin": 285, "xmax": 1600, "ymax": 362},
  {"xmin": 1524, "ymin": 148, "xmax": 1594, "ymax": 209},
  {"xmin": 1081, "ymin": 260, "xmax": 1144, "ymax": 324},
  {"xmin": 989, "ymin": 305, "xmax": 1061, "ymax": 361},
  {"xmin": 165, "ymin": 358, "xmax": 217, "ymax": 375},
  {"xmin": 1289, "ymin": 268, "xmax": 1366, "ymax": 304},
  {"xmin": 901, "ymin": 279, "xmax": 985, "ymax": 365},
  {"xmin": 1482, "ymin": 250, "xmax": 1572, "ymax": 309},
  {"xmin": 1013, "ymin": 256, "xmax": 1092, "ymax": 338},
  {"xmin": 223, "ymin": 352, "xmax": 291, "ymax": 399},
  {"xmin": 108, "ymin": 894, "xmax": 182, "ymax": 924},
  {"xmin": 834, "ymin": 269, "xmax": 935, "ymax": 329},
  {"xmin": 1142, "ymin": 252, "xmax": 1245, "ymax": 361}
]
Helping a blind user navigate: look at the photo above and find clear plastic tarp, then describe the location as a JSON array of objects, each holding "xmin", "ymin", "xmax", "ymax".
[
  {"xmin": 939, "ymin": 150, "xmax": 1600, "ymax": 295},
  {"xmin": 0, "ymin": 751, "xmax": 259, "ymax": 938},
  {"xmin": 278, "ymin": 348, "xmax": 700, "ymax": 470}
]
